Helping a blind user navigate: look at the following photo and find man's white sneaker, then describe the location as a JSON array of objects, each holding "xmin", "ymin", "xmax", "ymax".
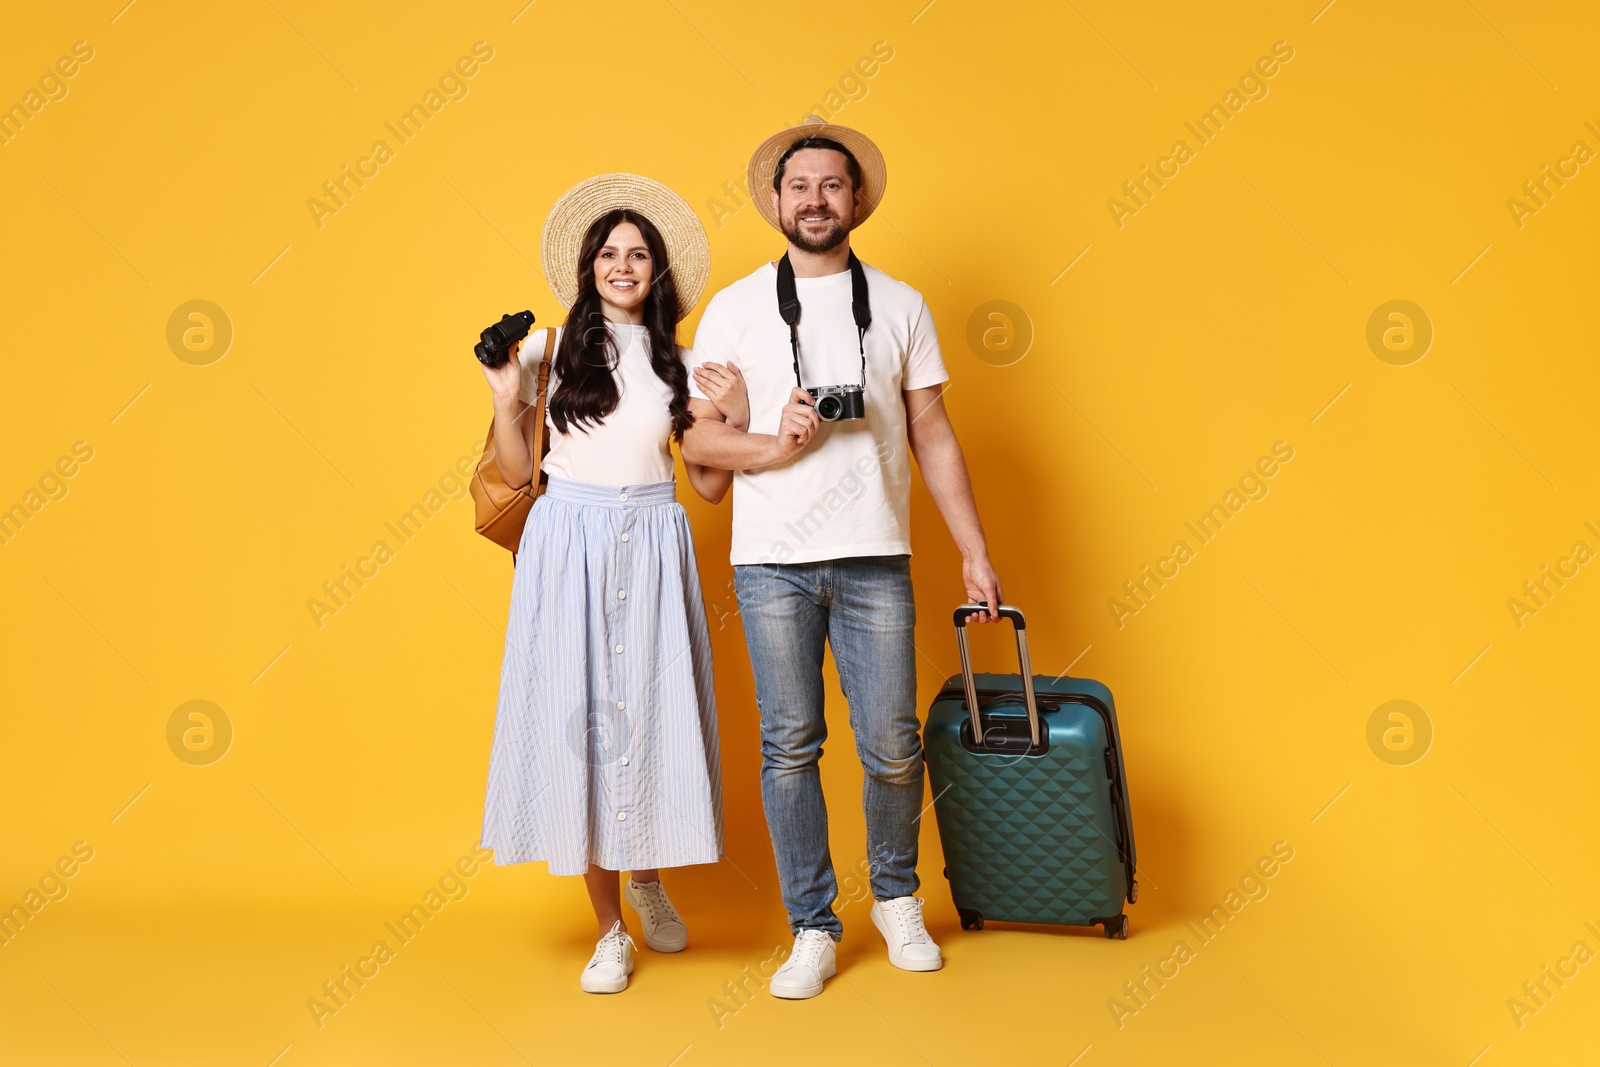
[
  {"xmin": 580, "ymin": 920, "xmax": 636, "ymax": 994},
  {"xmin": 768, "ymin": 929, "xmax": 837, "ymax": 999},
  {"xmin": 870, "ymin": 896, "xmax": 943, "ymax": 972},
  {"xmin": 624, "ymin": 877, "xmax": 688, "ymax": 952}
]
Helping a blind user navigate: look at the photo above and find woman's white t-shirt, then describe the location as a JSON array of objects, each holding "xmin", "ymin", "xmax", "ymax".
[{"xmin": 516, "ymin": 322, "xmax": 681, "ymax": 488}]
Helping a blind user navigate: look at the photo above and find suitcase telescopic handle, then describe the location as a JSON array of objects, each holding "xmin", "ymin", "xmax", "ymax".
[
  {"xmin": 953, "ymin": 603, "xmax": 1026, "ymax": 629},
  {"xmin": 953, "ymin": 602, "xmax": 1041, "ymax": 748}
]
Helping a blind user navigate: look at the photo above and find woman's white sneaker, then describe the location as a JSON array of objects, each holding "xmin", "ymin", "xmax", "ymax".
[
  {"xmin": 580, "ymin": 920, "xmax": 636, "ymax": 994},
  {"xmin": 870, "ymin": 896, "xmax": 943, "ymax": 971},
  {"xmin": 768, "ymin": 929, "xmax": 837, "ymax": 999},
  {"xmin": 624, "ymin": 877, "xmax": 688, "ymax": 952}
]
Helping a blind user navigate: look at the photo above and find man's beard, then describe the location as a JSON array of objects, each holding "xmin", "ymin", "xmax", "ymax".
[{"xmin": 782, "ymin": 210, "xmax": 849, "ymax": 254}]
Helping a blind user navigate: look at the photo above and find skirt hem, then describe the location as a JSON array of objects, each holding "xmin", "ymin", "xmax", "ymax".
[{"xmin": 477, "ymin": 841, "xmax": 726, "ymax": 873}]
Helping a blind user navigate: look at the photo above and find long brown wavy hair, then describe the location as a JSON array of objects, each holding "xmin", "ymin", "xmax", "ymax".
[{"xmin": 548, "ymin": 209, "xmax": 693, "ymax": 441}]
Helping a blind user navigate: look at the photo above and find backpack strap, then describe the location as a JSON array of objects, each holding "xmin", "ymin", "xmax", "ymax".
[{"xmin": 530, "ymin": 327, "xmax": 555, "ymax": 479}]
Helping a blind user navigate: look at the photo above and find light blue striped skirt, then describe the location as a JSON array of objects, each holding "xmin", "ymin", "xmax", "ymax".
[{"xmin": 479, "ymin": 476, "xmax": 724, "ymax": 874}]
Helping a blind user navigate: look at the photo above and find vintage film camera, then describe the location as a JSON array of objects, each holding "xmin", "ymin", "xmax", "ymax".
[
  {"xmin": 776, "ymin": 252, "xmax": 871, "ymax": 423},
  {"xmin": 806, "ymin": 383, "xmax": 864, "ymax": 422}
]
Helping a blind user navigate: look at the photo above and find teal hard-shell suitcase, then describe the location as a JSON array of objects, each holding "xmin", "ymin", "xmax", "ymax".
[{"xmin": 924, "ymin": 604, "xmax": 1138, "ymax": 938}]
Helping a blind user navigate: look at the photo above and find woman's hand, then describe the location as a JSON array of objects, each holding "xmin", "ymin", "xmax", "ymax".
[
  {"xmin": 480, "ymin": 340, "xmax": 523, "ymax": 402},
  {"xmin": 693, "ymin": 361, "xmax": 750, "ymax": 431}
]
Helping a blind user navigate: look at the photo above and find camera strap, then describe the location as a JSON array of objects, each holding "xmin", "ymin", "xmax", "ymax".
[{"xmin": 776, "ymin": 250, "xmax": 871, "ymax": 389}]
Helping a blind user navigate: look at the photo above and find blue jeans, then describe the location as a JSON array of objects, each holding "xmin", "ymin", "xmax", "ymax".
[{"xmin": 734, "ymin": 554, "xmax": 923, "ymax": 940}]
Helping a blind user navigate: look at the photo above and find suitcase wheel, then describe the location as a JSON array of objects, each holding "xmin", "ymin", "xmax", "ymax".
[
  {"xmin": 958, "ymin": 908, "xmax": 985, "ymax": 931},
  {"xmin": 1129, "ymin": 880, "xmax": 1139, "ymax": 904},
  {"xmin": 1102, "ymin": 914, "xmax": 1129, "ymax": 940}
]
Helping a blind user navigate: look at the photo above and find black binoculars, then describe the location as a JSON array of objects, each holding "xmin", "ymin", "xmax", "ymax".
[{"xmin": 474, "ymin": 310, "xmax": 535, "ymax": 367}]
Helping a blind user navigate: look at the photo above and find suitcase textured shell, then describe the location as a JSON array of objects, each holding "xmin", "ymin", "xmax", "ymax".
[{"xmin": 925, "ymin": 672, "xmax": 1134, "ymax": 931}]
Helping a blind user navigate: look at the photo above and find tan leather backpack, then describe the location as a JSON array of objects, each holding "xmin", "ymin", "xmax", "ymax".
[{"xmin": 470, "ymin": 328, "xmax": 556, "ymax": 558}]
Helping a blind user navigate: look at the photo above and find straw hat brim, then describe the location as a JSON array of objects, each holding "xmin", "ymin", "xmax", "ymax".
[
  {"xmin": 540, "ymin": 173, "xmax": 709, "ymax": 321},
  {"xmin": 747, "ymin": 119, "xmax": 887, "ymax": 233}
]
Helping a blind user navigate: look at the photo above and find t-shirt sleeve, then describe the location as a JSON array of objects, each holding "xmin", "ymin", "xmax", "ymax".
[
  {"xmin": 517, "ymin": 327, "xmax": 554, "ymax": 406},
  {"xmin": 903, "ymin": 296, "xmax": 949, "ymax": 391},
  {"xmin": 685, "ymin": 301, "xmax": 737, "ymax": 402}
]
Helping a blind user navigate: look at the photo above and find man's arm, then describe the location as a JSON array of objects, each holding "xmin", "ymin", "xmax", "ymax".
[
  {"xmin": 681, "ymin": 393, "xmax": 820, "ymax": 471},
  {"xmin": 904, "ymin": 384, "xmax": 1003, "ymax": 621}
]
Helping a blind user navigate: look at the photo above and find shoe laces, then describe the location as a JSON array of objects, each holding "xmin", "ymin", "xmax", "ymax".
[
  {"xmin": 591, "ymin": 921, "xmax": 635, "ymax": 966},
  {"xmin": 885, "ymin": 896, "xmax": 930, "ymax": 944},
  {"xmin": 789, "ymin": 929, "xmax": 832, "ymax": 968},
  {"xmin": 631, "ymin": 879, "xmax": 681, "ymax": 925}
]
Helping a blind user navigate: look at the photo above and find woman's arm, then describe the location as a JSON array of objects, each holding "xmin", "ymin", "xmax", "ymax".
[
  {"xmin": 682, "ymin": 359, "xmax": 747, "ymax": 502},
  {"xmin": 682, "ymin": 399, "xmax": 732, "ymax": 503},
  {"xmin": 480, "ymin": 339, "xmax": 540, "ymax": 487},
  {"xmin": 683, "ymin": 456, "xmax": 733, "ymax": 503}
]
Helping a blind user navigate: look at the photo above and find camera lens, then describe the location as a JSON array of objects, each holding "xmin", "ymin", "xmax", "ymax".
[{"xmin": 816, "ymin": 395, "xmax": 841, "ymax": 421}]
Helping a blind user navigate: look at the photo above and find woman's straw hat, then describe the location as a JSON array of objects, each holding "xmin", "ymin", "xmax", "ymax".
[
  {"xmin": 747, "ymin": 116, "xmax": 888, "ymax": 232},
  {"xmin": 540, "ymin": 172, "xmax": 710, "ymax": 321}
]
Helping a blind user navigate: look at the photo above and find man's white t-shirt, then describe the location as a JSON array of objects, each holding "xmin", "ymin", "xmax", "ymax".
[
  {"xmin": 687, "ymin": 260, "xmax": 949, "ymax": 565},
  {"xmin": 517, "ymin": 322, "xmax": 679, "ymax": 487}
]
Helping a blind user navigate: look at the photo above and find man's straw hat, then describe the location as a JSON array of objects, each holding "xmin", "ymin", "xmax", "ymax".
[{"xmin": 747, "ymin": 117, "xmax": 887, "ymax": 232}]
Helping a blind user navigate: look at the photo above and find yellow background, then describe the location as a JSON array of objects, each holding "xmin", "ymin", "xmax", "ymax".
[{"xmin": 2, "ymin": 1, "xmax": 1596, "ymax": 1063}]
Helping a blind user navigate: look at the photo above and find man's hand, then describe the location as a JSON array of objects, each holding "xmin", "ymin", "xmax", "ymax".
[
  {"xmin": 961, "ymin": 556, "xmax": 1003, "ymax": 623},
  {"xmin": 772, "ymin": 387, "xmax": 820, "ymax": 461}
]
